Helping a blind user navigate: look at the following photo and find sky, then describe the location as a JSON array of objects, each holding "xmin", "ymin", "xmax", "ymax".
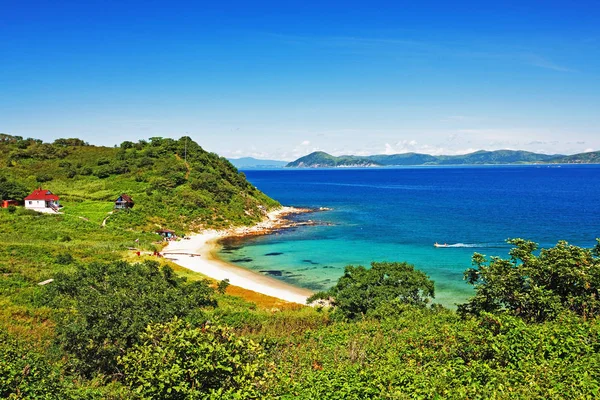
[{"xmin": 1, "ymin": 1, "xmax": 599, "ymax": 160}]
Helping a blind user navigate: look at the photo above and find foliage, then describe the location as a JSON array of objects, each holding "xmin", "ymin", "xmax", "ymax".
[
  {"xmin": 459, "ymin": 238, "xmax": 600, "ymax": 322},
  {"xmin": 119, "ymin": 318, "xmax": 271, "ymax": 399},
  {"xmin": 0, "ymin": 328, "xmax": 66, "ymax": 399},
  {"xmin": 550, "ymin": 150, "xmax": 600, "ymax": 164},
  {"xmin": 308, "ymin": 261, "xmax": 435, "ymax": 319},
  {"xmin": 0, "ymin": 176, "xmax": 28, "ymax": 201},
  {"xmin": 0, "ymin": 133, "xmax": 280, "ymax": 232},
  {"xmin": 267, "ymin": 308, "xmax": 600, "ymax": 399},
  {"xmin": 48, "ymin": 260, "xmax": 216, "ymax": 376}
]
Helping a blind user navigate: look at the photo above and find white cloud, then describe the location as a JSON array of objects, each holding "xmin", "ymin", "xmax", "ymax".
[{"xmin": 301, "ymin": 140, "xmax": 310, "ymax": 146}]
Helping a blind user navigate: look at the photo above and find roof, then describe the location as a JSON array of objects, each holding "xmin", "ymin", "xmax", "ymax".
[
  {"xmin": 156, "ymin": 229, "xmax": 176, "ymax": 234},
  {"xmin": 24, "ymin": 188, "xmax": 59, "ymax": 201},
  {"xmin": 116, "ymin": 194, "xmax": 134, "ymax": 203}
]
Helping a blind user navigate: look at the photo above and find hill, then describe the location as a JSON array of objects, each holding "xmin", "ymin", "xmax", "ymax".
[
  {"xmin": 548, "ymin": 151, "xmax": 600, "ymax": 164},
  {"xmin": 286, "ymin": 151, "xmax": 380, "ymax": 167},
  {"xmin": 286, "ymin": 149, "xmax": 566, "ymax": 167},
  {"xmin": 227, "ymin": 157, "xmax": 288, "ymax": 169},
  {"xmin": 0, "ymin": 134, "xmax": 279, "ymax": 231}
]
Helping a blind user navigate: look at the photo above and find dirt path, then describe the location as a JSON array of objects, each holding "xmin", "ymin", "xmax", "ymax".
[{"xmin": 102, "ymin": 211, "xmax": 113, "ymax": 227}]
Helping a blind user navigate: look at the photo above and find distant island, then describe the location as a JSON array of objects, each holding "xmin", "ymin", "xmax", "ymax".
[
  {"xmin": 286, "ymin": 150, "xmax": 600, "ymax": 168},
  {"xmin": 228, "ymin": 157, "xmax": 288, "ymax": 169}
]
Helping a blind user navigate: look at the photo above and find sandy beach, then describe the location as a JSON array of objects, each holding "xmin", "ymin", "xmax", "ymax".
[{"xmin": 163, "ymin": 207, "xmax": 315, "ymax": 305}]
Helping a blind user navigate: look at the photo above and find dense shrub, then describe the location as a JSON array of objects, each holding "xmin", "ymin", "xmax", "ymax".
[
  {"xmin": 49, "ymin": 260, "xmax": 216, "ymax": 376},
  {"xmin": 55, "ymin": 253, "xmax": 74, "ymax": 265},
  {"xmin": 35, "ymin": 174, "xmax": 53, "ymax": 182},
  {"xmin": 308, "ymin": 261, "xmax": 435, "ymax": 320},
  {"xmin": 459, "ymin": 239, "xmax": 600, "ymax": 321},
  {"xmin": 120, "ymin": 318, "xmax": 270, "ymax": 399},
  {"xmin": 0, "ymin": 176, "xmax": 28, "ymax": 202},
  {"xmin": 0, "ymin": 329, "xmax": 66, "ymax": 399}
]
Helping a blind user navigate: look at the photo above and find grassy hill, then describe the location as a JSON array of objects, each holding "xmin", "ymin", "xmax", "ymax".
[
  {"xmin": 548, "ymin": 151, "xmax": 600, "ymax": 164},
  {"xmin": 286, "ymin": 149, "xmax": 565, "ymax": 167},
  {"xmin": 286, "ymin": 151, "xmax": 380, "ymax": 167},
  {"xmin": 0, "ymin": 134, "xmax": 279, "ymax": 231}
]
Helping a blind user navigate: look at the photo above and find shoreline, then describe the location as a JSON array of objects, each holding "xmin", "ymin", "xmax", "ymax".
[{"xmin": 162, "ymin": 207, "xmax": 317, "ymax": 305}]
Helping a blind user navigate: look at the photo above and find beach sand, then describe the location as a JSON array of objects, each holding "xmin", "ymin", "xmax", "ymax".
[{"xmin": 163, "ymin": 207, "xmax": 315, "ymax": 305}]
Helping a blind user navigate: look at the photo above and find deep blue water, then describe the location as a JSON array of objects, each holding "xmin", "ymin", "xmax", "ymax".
[{"xmin": 219, "ymin": 165, "xmax": 600, "ymax": 306}]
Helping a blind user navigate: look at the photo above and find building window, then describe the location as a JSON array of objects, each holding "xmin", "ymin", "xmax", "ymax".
[{"xmin": 28, "ymin": 201, "xmax": 32, "ymax": 204}]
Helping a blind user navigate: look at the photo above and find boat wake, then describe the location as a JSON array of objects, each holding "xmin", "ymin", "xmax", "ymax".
[{"xmin": 435, "ymin": 243, "xmax": 508, "ymax": 249}]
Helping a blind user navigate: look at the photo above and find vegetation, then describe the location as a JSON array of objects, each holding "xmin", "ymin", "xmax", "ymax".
[
  {"xmin": 549, "ymin": 150, "xmax": 600, "ymax": 164},
  {"xmin": 0, "ymin": 133, "xmax": 279, "ymax": 231},
  {"xmin": 120, "ymin": 318, "xmax": 270, "ymax": 399},
  {"xmin": 286, "ymin": 151, "xmax": 380, "ymax": 167},
  {"xmin": 459, "ymin": 238, "xmax": 600, "ymax": 322},
  {"xmin": 49, "ymin": 261, "xmax": 216, "ymax": 376},
  {"xmin": 2, "ymin": 134, "xmax": 600, "ymax": 398},
  {"xmin": 308, "ymin": 261, "xmax": 435, "ymax": 320}
]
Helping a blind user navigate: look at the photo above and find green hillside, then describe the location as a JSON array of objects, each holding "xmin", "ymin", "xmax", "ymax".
[
  {"xmin": 287, "ymin": 149, "xmax": 565, "ymax": 167},
  {"xmin": 369, "ymin": 152, "xmax": 438, "ymax": 165},
  {"xmin": 286, "ymin": 151, "xmax": 381, "ymax": 167},
  {"xmin": 0, "ymin": 134, "xmax": 279, "ymax": 231},
  {"xmin": 548, "ymin": 151, "xmax": 600, "ymax": 164}
]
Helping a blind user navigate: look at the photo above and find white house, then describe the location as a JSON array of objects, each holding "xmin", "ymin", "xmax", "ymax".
[{"xmin": 24, "ymin": 188, "xmax": 61, "ymax": 213}]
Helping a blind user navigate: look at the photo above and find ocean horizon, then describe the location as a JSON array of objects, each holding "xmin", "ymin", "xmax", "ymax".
[{"xmin": 219, "ymin": 165, "xmax": 600, "ymax": 306}]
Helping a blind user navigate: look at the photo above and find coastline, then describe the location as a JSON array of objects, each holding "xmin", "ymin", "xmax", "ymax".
[{"xmin": 163, "ymin": 207, "xmax": 316, "ymax": 305}]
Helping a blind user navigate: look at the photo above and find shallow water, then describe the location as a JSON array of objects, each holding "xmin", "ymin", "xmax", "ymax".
[{"xmin": 219, "ymin": 165, "xmax": 600, "ymax": 306}]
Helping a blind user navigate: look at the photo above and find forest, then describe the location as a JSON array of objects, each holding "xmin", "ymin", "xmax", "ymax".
[{"xmin": 1, "ymin": 134, "xmax": 599, "ymax": 399}]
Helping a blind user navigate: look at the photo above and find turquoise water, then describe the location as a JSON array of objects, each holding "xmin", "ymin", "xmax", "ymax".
[{"xmin": 219, "ymin": 165, "xmax": 600, "ymax": 306}]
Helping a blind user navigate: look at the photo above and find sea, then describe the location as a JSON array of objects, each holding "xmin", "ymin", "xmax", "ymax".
[{"xmin": 218, "ymin": 165, "xmax": 600, "ymax": 306}]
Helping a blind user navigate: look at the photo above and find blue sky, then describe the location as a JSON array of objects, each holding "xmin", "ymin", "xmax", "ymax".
[{"xmin": 1, "ymin": 1, "xmax": 599, "ymax": 160}]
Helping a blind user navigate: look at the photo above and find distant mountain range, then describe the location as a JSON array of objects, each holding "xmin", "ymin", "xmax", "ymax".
[
  {"xmin": 228, "ymin": 157, "xmax": 289, "ymax": 169},
  {"xmin": 286, "ymin": 150, "xmax": 600, "ymax": 168}
]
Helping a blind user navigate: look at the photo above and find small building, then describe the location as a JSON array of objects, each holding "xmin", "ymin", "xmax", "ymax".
[
  {"xmin": 24, "ymin": 188, "xmax": 60, "ymax": 213},
  {"xmin": 156, "ymin": 229, "xmax": 176, "ymax": 239},
  {"xmin": 114, "ymin": 194, "xmax": 134, "ymax": 209},
  {"xmin": 1, "ymin": 200, "xmax": 19, "ymax": 208}
]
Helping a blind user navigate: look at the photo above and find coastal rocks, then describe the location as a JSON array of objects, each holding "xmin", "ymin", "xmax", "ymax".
[
  {"xmin": 260, "ymin": 270, "xmax": 283, "ymax": 276},
  {"xmin": 224, "ymin": 206, "xmax": 330, "ymax": 239},
  {"xmin": 231, "ymin": 257, "xmax": 253, "ymax": 263}
]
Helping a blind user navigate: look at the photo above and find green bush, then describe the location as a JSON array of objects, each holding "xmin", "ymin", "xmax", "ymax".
[
  {"xmin": 35, "ymin": 174, "xmax": 53, "ymax": 183},
  {"xmin": 459, "ymin": 239, "xmax": 600, "ymax": 321},
  {"xmin": 49, "ymin": 260, "xmax": 216, "ymax": 376},
  {"xmin": 55, "ymin": 253, "xmax": 74, "ymax": 265},
  {"xmin": 0, "ymin": 329, "xmax": 66, "ymax": 399},
  {"xmin": 119, "ymin": 318, "xmax": 270, "ymax": 399},
  {"xmin": 308, "ymin": 261, "xmax": 435, "ymax": 320}
]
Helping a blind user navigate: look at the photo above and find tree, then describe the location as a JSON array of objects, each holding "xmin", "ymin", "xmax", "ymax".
[
  {"xmin": 308, "ymin": 261, "xmax": 435, "ymax": 320},
  {"xmin": 458, "ymin": 239, "xmax": 600, "ymax": 322},
  {"xmin": 48, "ymin": 260, "xmax": 216, "ymax": 376},
  {"xmin": 0, "ymin": 176, "xmax": 29, "ymax": 201},
  {"xmin": 53, "ymin": 138, "xmax": 88, "ymax": 147},
  {"xmin": 119, "ymin": 318, "xmax": 270, "ymax": 399}
]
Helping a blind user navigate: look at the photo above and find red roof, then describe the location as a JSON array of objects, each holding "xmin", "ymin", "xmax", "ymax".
[{"xmin": 24, "ymin": 188, "xmax": 60, "ymax": 201}]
